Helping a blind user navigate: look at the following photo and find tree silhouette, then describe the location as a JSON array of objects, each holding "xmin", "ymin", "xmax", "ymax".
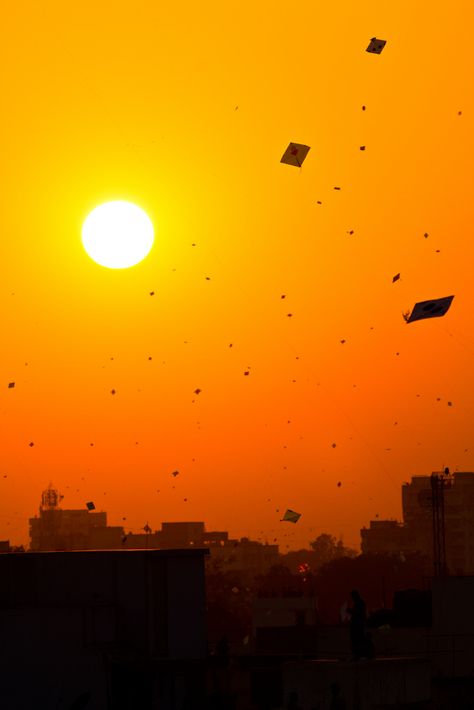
[{"xmin": 309, "ymin": 533, "xmax": 357, "ymax": 567}]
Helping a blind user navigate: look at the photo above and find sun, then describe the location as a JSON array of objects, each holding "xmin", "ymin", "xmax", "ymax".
[{"xmin": 81, "ymin": 201, "xmax": 154, "ymax": 269}]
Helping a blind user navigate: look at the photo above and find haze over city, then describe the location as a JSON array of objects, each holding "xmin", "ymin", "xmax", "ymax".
[{"xmin": 2, "ymin": 0, "xmax": 474, "ymax": 553}]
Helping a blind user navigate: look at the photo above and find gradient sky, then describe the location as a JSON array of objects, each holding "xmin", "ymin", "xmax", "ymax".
[{"xmin": 1, "ymin": 1, "xmax": 474, "ymax": 550}]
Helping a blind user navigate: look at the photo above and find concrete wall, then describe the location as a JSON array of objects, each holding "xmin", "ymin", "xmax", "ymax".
[
  {"xmin": 0, "ymin": 549, "xmax": 208, "ymax": 709},
  {"xmin": 282, "ymin": 657, "xmax": 431, "ymax": 710},
  {"xmin": 430, "ymin": 576, "xmax": 474, "ymax": 677},
  {"xmin": 253, "ymin": 596, "xmax": 318, "ymax": 628}
]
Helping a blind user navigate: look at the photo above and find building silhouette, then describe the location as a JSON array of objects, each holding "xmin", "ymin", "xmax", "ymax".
[
  {"xmin": 402, "ymin": 470, "xmax": 474, "ymax": 574},
  {"xmin": 361, "ymin": 471, "xmax": 474, "ymax": 574},
  {"xmin": 0, "ymin": 548, "xmax": 208, "ymax": 708},
  {"xmin": 29, "ymin": 485, "xmax": 279, "ymax": 574},
  {"xmin": 29, "ymin": 485, "xmax": 124, "ymax": 551},
  {"xmin": 360, "ymin": 520, "xmax": 416, "ymax": 556}
]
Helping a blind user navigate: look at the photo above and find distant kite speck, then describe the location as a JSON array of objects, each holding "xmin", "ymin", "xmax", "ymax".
[{"xmin": 7, "ymin": 382, "xmax": 15, "ymax": 388}]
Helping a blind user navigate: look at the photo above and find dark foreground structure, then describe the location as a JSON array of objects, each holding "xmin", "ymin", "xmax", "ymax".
[
  {"xmin": 2, "ymin": 550, "xmax": 474, "ymax": 708},
  {"xmin": 0, "ymin": 549, "xmax": 208, "ymax": 708}
]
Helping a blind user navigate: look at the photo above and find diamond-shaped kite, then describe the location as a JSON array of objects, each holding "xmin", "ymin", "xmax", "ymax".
[
  {"xmin": 366, "ymin": 37, "xmax": 387, "ymax": 54},
  {"xmin": 404, "ymin": 295, "xmax": 454, "ymax": 323},
  {"xmin": 280, "ymin": 142, "xmax": 310, "ymax": 168},
  {"xmin": 281, "ymin": 509, "xmax": 301, "ymax": 523},
  {"xmin": 86, "ymin": 501, "xmax": 95, "ymax": 511}
]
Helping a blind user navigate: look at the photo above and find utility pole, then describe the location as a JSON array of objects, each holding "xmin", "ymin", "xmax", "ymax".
[{"xmin": 431, "ymin": 469, "xmax": 451, "ymax": 577}]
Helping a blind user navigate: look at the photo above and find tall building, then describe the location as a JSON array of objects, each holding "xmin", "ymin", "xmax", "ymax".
[
  {"xmin": 360, "ymin": 471, "xmax": 474, "ymax": 574},
  {"xmin": 402, "ymin": 471, "xmax": 474, "ymax": 574}
]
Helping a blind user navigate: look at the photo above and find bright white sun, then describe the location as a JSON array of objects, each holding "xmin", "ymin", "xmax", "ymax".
[{"xmin": 81, "ymin": 201, "xmax": 154, "ymax": 269}]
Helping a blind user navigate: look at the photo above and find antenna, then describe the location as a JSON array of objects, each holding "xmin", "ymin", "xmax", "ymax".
[
  {"xmin": 431, "ymin": 470, "xmax": 451, "ymax": 577},
  {"xmin": 40, "ymin": 484, "xmax": 61, "ymax": 510}
]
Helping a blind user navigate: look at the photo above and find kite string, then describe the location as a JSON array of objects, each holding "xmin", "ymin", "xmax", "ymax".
[
  {"xmin": 277, "ymin": 328, "xmax": 400, "ymax": 492},
  {"xmin": 316, "ymin": 379, "xmax": 400, "ymax": 491},
  {"xmin": 440, "ymin": 324, "xmax": 474, "ymax": 358}
]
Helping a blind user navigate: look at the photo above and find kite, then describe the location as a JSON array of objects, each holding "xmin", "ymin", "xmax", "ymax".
[
  {"xmin": 366, "ymin": 37, "xmax": 387, "ymax": 54},
  {"xmin": 281, "ymin": 509, "xmax": 301, "ymax": 523},
  {"xmin": 404, "ymin": 295, "xmax": 454, "ymax": 323},
  {"xmin": 280, "ymin": 142, "xmax": 310, "ymax": 168},
  {"xmin": 86, "ymin": 501, "xmax": 95, "ymax": 511}
]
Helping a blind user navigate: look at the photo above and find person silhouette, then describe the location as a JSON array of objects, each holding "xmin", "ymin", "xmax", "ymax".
[{"xmin": 347, "ymin": 589, "xmax": 366, "ymax": 660}]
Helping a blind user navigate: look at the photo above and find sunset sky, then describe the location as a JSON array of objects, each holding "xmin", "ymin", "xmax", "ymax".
[{"xmin": 1, "ymin": 1, "xmax": 474, "ymax": 550}]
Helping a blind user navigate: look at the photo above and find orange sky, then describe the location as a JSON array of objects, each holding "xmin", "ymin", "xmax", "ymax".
[{"xmin": 1, "ymin": 1, "xmax": 474, "ymax": 550}]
